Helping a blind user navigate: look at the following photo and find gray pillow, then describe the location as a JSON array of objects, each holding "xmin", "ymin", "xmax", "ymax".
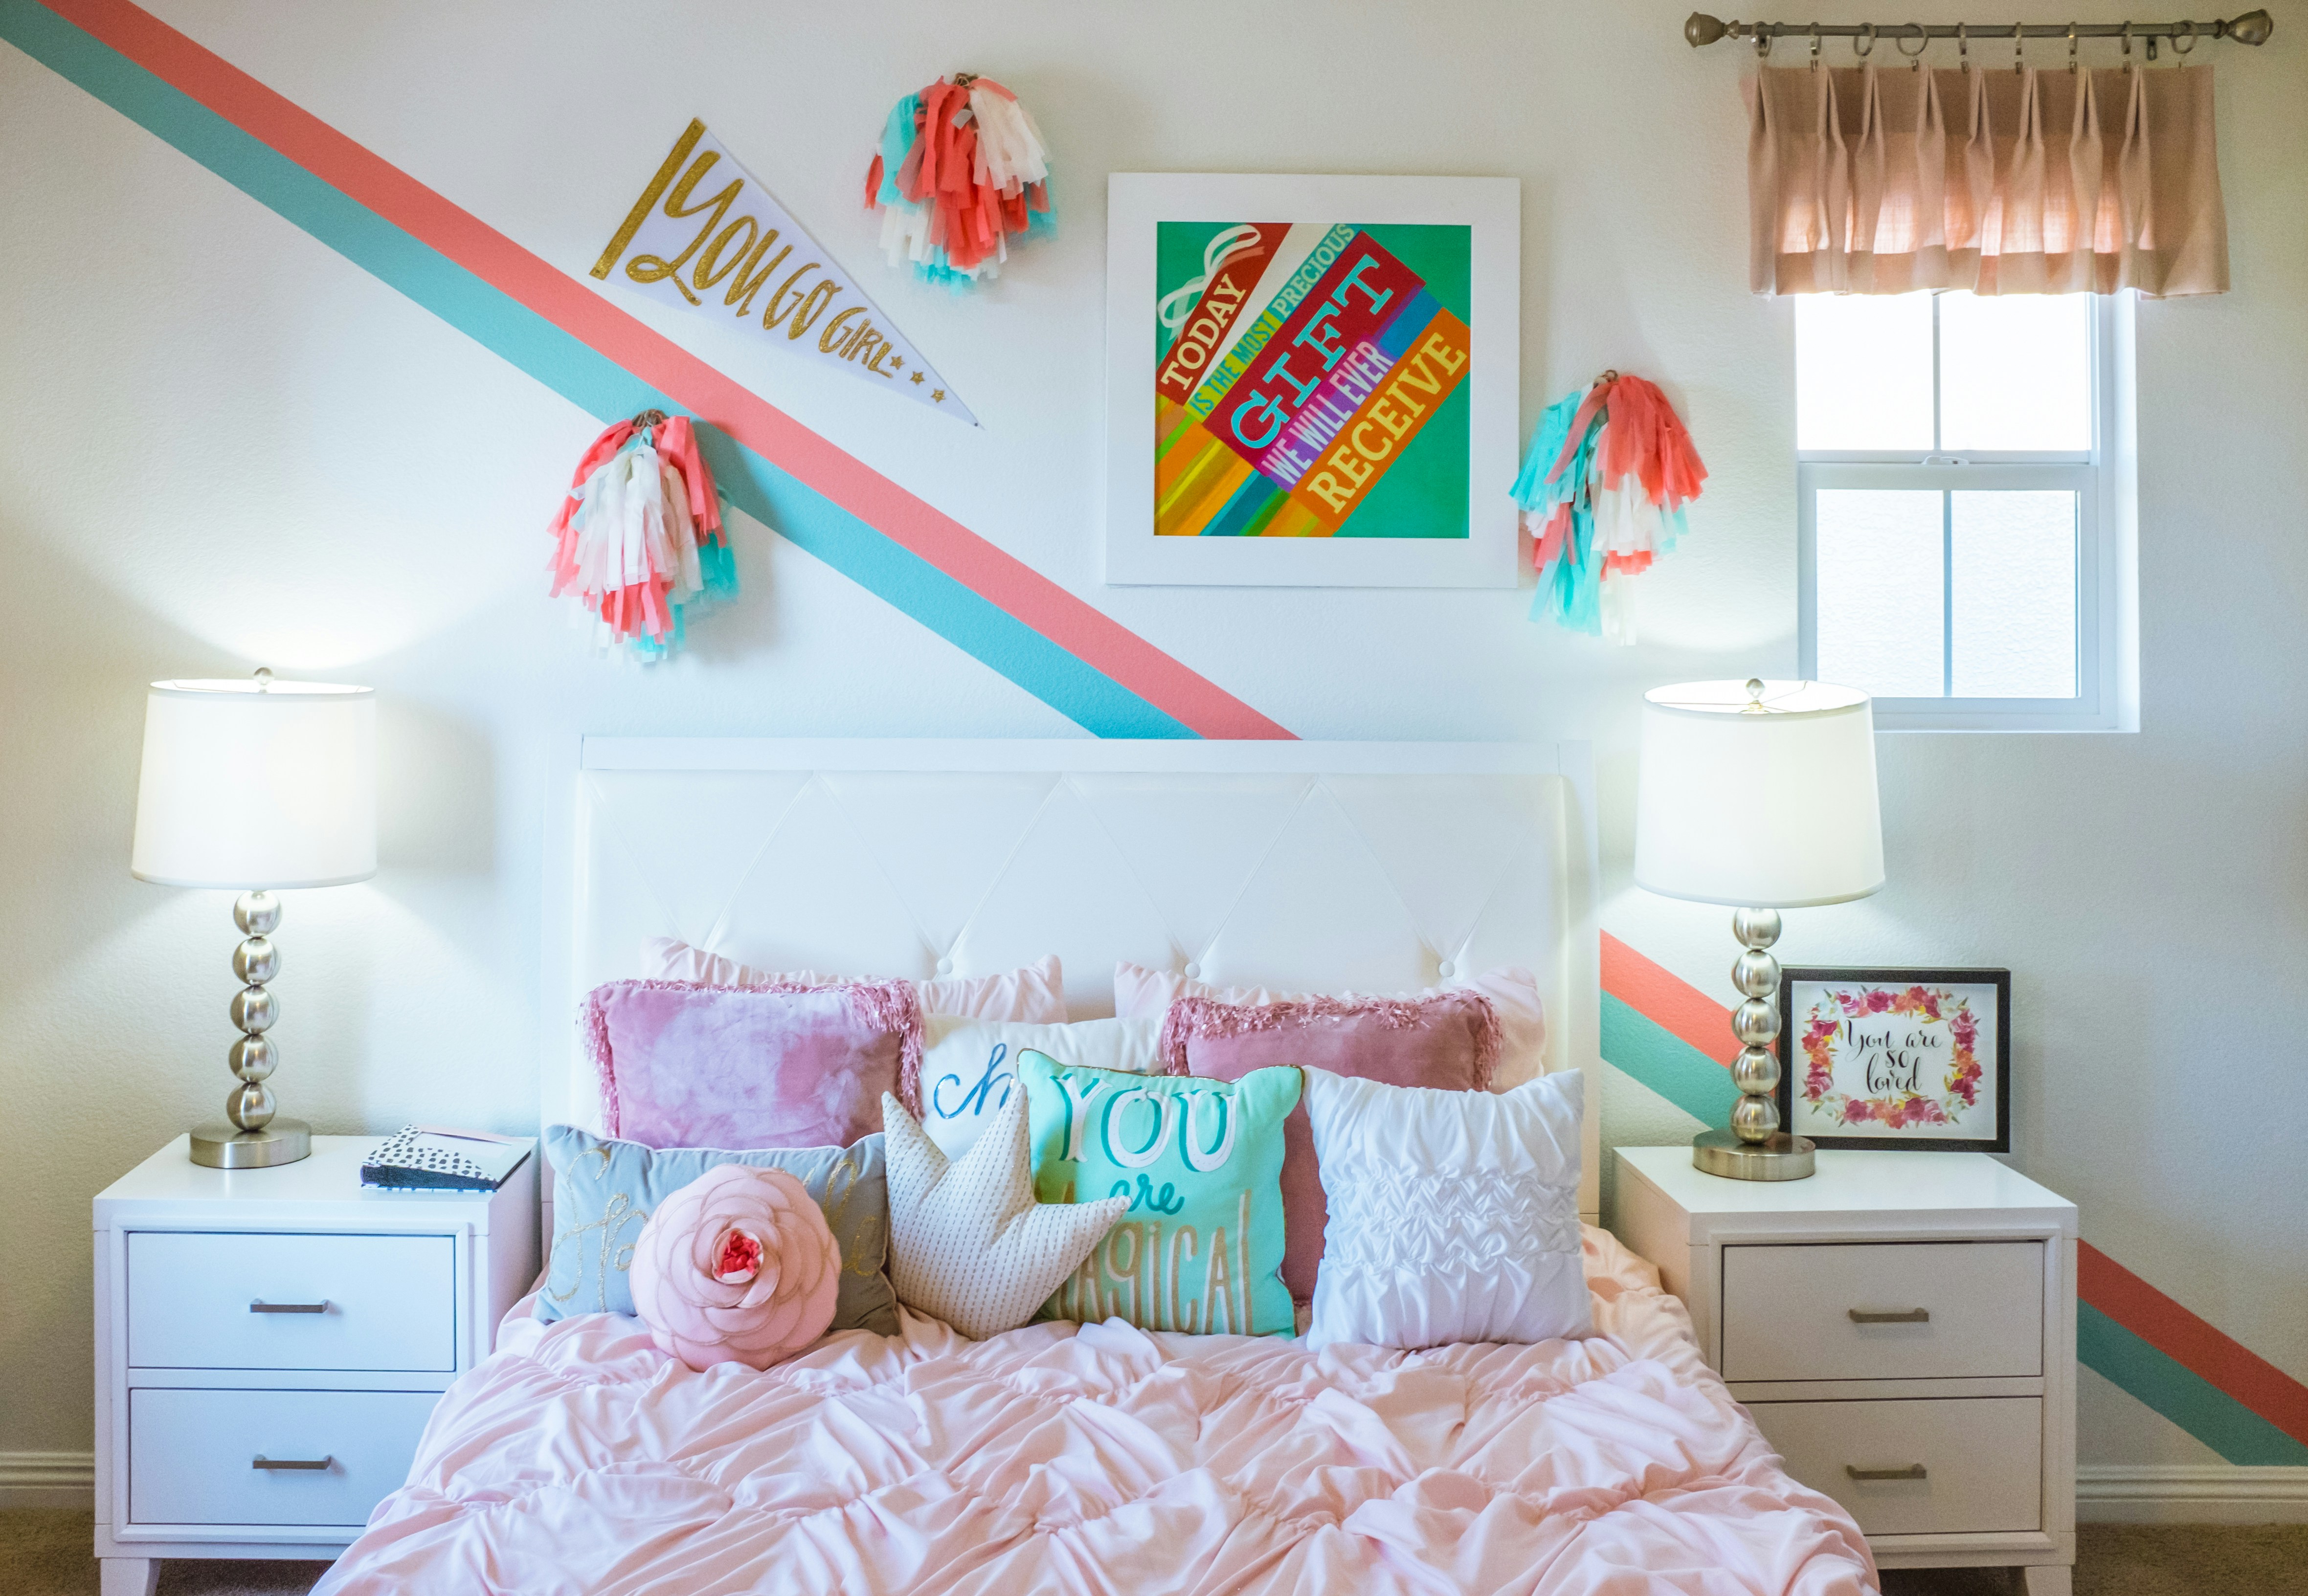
[{"xmin": 540, "ymin": 1124, "xmax": 898, "ymax": 1336}]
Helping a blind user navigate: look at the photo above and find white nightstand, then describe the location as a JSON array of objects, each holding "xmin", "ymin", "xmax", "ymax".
[
  {"xmin": 92, "ymin": 1135, "xmax": 538, "ymax": 1596},
  {"xmin": 1613, "ymin": 1146, "xmax": 2078, "ymax": 1596}
]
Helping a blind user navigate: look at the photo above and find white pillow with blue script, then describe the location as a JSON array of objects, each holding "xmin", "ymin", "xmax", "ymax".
[{"xmin": 918, "ymin": 1016, "xmax": 1163, "ymax": 1160}]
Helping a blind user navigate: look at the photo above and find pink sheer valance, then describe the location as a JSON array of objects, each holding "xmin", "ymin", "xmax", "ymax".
[{"xmin": 1747, "ymin": 64, "xmax": 2227, "ymax": 296}]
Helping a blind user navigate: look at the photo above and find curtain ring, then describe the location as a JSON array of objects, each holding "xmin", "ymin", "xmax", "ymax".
[
  {"xmin": 1854, "ymin": 21, "xmax": 1876, "ymax": 59},
  {"xmin": 1756, "ymin": 23, "xmax": 1772, "ymax": 57},
  {"xmin": 1896, "ymin": 22, "xmax": 1929, "ymax": 69},
  {"xmin": 2121, "ymin": 21, "xmax": 2133, "ymax": 56},
  {"xmin": 2147, "ymin": 33, "xmax": 2159, "ymax": 59},
  {"xmin": 1809, "ymin": 22, "xmax": 1821, "ymax": 69},
  {"xmin": 1957, "ymin": 21, "xmax": 1970, "ymax": 66},
  {"xmin": 2067, "ymin": 23, "xmax": 2079, "ymax": 73},
  {"xmin": 2172, "ymin": 19, "xmax": 2198, "ymax": 57},
  {"xmin": 2013, "ymin": 21, "xmax": 2026, "ymax": 72}
]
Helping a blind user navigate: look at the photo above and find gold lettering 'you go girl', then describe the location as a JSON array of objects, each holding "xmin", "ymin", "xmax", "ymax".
[{"xmin": 591, "ymin": 119, "xmax": 976, "ymax": 424}]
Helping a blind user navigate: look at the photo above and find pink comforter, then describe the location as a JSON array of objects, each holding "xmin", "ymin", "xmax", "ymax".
[{"xmin": 315, "ymin": 1229, "xmax": 1874, "ymax": 1594}]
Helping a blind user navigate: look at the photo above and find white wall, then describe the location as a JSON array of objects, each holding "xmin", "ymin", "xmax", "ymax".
[{"xmin": 0, "ymin": 0, "xmax": 2300, "ymax": 1485}]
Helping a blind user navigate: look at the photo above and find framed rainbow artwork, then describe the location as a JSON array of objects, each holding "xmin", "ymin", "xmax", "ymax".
[{"xmin": 1105, "ymin": 174, "xmax": 1519, "ymax": 587}]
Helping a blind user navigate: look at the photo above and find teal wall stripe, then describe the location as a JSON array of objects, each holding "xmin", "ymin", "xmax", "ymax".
[
  {"xmin": 1600, "ymin": 992, "xmax": 1741, "ymax": 1127},
  {"xmin": 0, "ymin": 0, "xmax": 1194, "ymax": 740},
  {"xmin": 2079, "ymin": 1303, "xmax": 2308, "ymax": 1466}
]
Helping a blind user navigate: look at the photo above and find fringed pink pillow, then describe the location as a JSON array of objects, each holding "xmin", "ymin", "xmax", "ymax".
[
  {"xmin": 586, "ymin": 978, "xmax": 923, "ymax": 1149},
  {"xmin": 1161, "ymin": 991, "xmax": 1501, "ymax": 1304},
  {"xmin": 629, "ymin": 1164, "xmax": 841, "ymax": 1370}
]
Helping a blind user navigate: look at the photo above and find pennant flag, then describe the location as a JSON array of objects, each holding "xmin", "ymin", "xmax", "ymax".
[{"xmin": 594, "ymin": 119, "xmax": 977, "ymax": 425}]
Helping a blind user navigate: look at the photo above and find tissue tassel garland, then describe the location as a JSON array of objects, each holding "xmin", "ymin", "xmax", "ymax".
[
  {"xmin": 547, "ymin": 410, "xmax": 737, "ymax": 661},
  {"xmin": 864, "ymin": 74, "xmax": 1053, "ymax": 289},
  {"xmin": 1512, "ymin": 372, "xmax": 1706, "ymax": 644}
]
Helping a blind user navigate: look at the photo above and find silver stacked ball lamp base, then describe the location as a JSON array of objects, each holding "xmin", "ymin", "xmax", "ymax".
[
  {"xmin": 189, "ymin": 890, "xmax": 311, "ymax": 1170},
  {"xmin": 1691, "ymin": 905, "xmax": 1815, "ymax": 1181}
]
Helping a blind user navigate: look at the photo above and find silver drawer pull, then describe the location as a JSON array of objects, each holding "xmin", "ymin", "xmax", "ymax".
[
  {"xmin": 249, "ymin": 1300, "xmax": 330, "ymax": 1314},
  {"xmin": 251, "ymin": 1455, "xmax": 334, "ymax": 1471},
  {"xmin": 1845, "ymin": 1463, "xmax": 1928, "ymax": 1482},
  {"xmin": 1847, "ymin": 1307, "xmax": 1929, "ymax": 1324}
]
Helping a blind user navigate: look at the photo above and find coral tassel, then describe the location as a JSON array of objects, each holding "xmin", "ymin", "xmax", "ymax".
[
  {"xmin": 864, "ymin": 74, "xmax": 1056, "ymax": 289},
  {"xmin": 546, "ymin": 413, "xmax": 737, "ymax": 661},
  {"xmin": 1513, "ymin": 374, "xmax": 1705, "ymax": 644}
]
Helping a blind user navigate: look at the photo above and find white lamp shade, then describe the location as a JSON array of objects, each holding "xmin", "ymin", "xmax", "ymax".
[
  {"xmin": 1635, "ymin": 679, "xmax": 1884, "ymax": 909},
  {"xmin": 131, "ymin": 679, "xmax": 378, "ymax": 889}
]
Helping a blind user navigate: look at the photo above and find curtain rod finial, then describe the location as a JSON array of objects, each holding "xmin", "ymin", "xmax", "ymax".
[
  {"xmin": 2226, "ymin": 9, "xmax": 2273, "ymax": 44},
  {"xmin": 1686, "ymin": 12, "xmax": 1730, "ymax": 47}
]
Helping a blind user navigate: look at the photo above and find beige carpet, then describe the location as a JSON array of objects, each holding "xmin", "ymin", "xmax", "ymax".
[{"xmin": 4, "ymin": 1510, "xmax": 2304, "ymax": 1593}]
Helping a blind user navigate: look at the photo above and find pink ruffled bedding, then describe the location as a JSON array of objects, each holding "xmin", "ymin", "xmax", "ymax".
[{"xmin": 314, "ymin": 1228, "xmax": 1875, "ymax": 1595}]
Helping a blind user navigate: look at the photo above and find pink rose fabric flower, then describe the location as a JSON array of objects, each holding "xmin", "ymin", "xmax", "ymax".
[{"xmin": 629, "ymin": 1164, "xmax": 842, "ymax": 1371}]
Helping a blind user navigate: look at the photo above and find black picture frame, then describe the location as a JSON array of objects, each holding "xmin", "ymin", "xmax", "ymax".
[{"xmin": 1774, "ymin": 967, "xmax": 2012, "ymax": 1153}]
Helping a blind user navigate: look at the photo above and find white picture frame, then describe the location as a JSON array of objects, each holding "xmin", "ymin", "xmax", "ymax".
[{"xmin": 1103, "ymin": 173, "xmax": 1520, "ymax": 588}]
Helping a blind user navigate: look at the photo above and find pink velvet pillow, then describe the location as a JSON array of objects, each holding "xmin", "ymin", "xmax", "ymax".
[
  {"xmin": 643, "ymin": 939, "xmax": 1067, "ymax": 1023},
  {"xmin": 586, "ymin": 978, "xmax": 923, "ymax": 1150},
  {"xmin": 1161, "ymin": 991, "xmax": 1500, "ymax": 1304}
]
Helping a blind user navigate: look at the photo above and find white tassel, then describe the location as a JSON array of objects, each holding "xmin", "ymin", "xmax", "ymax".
[{"xmin": 968, "ymin": 85, "xmax": 1049, "ymax": 194}]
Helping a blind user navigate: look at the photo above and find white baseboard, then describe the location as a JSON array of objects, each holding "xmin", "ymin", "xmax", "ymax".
[
  {"xmin": 0, "ymin": 1451, "xmax": 95, "ymax": 1509},
  {"xmin": 2079, "ymin": 1464, "xmax": 2308, "ymax": 1525}
]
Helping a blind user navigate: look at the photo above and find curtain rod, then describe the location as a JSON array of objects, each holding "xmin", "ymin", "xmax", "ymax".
[{"xmin": 1685, "ymin": 10, "xmax": 2274, "ymax": 51}]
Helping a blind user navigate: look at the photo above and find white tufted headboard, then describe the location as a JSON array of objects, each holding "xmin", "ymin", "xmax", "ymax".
[{"xmin": 549, "ymin": 739, "xmax": 1601, "ymax": 1219}]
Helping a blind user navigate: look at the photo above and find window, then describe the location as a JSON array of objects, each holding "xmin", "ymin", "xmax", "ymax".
[{"xmin": 1796, "ymin": 291, "xmax": 2135, "ymax": 732}]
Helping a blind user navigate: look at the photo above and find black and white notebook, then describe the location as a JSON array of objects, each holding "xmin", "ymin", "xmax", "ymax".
[{"xmin": 361, "ymin": 1126, "xmax": 533, "ymax": 1192}]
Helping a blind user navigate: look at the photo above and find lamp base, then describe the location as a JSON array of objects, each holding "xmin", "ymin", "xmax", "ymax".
[
  {"xmin": 189, "ymin": 1118, "xmax": 311, "ymax": 1170},
  {"xmin": 1693, "ymin": 1128, "xmax": 1815, "ymax": 1181}
]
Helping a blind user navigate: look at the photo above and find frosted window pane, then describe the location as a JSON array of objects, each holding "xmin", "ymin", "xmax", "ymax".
[
  {"xmin": 1939, "ymin": 292, "xmax": 2092, "ymax": 452},
  {"xmin": 1796, "ymin": 293, "xmax": 1934, "ymax": 452},
  {"xmin": 1951, "ymin": 491, "xmax": 2078, "ymax": 697},
  {"xmin": 1816, "ymin": 490, "xmax": 1945, "ymax": 697}
]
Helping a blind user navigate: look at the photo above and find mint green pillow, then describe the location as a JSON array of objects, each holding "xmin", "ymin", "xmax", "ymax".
[{"xmin": 1020, "ymin": 1052, "xmax": 1299, "ymax": 1337}]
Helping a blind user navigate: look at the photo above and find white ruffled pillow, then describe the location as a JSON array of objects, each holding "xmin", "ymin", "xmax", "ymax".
[
  {"xmin": 644, "ymin": 939, "xmax": 1067, "ymax": 1023},
  {"xmin": 1113, "ymin": 960, "xmax": 1546, "ymax": 1087},
  {"xmin": 1301, "ymin": 1067, "xmax": 1590, "ymax": 1352}
]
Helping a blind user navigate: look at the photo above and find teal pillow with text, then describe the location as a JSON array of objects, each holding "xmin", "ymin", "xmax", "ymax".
[{"xmin": 1020, "ymin": 1052, "xmax": 1299, "ymax": 1337}]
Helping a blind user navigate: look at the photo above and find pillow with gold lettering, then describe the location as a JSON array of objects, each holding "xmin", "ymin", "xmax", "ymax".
[
  {"xmin": 538, "ymin": 1124, "xmax": 896, "ymax": 1337},
  {"xmin": 1021, "ymin": 1053, "xmax": 1299, "ymax": 1338}
]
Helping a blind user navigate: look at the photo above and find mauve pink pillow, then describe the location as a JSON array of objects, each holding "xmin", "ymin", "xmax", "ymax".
[
  {"xmin": 586, "ymin": 978, "xmax": 923, "ymax": 1150},
  {"xmin": 1161, "ymin": 991, "xmax": 1500, "ymax": 1304}
]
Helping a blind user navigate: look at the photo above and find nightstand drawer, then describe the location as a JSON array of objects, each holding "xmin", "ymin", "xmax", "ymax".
[
  {"xmin": 127, "ymin": 1231, "xmax": 456, "ymax": 1372},
  {"xmin": 1747, "ymin": 1396, "xmax": 2041, "ymax": 1536},
  {"xmin": 127, "ymin": 1387, "xmax": 438, "ymax": 1528},
  {"xmin": 1720, "ymin": 1241, "xmax": 2042, "ymax": 1382}
]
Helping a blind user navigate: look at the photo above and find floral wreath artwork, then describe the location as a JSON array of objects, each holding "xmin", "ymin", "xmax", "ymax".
[{"xmin": 1798, "ymin": 985, "xmax": 1983, "ymax": 1131}]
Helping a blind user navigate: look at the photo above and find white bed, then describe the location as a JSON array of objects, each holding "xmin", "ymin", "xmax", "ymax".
[{"xmin": 307, "ymin": 737, "xmax": 1881, "ymax": 1596}]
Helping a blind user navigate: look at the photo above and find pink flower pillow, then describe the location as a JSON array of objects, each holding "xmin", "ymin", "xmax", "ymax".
[
  {"xmin": 587, "ymin": 978, "xmax": 923, "ymax": 1149},
  {"xmin": 1161, "ymin": 991, "xmax": 1501, "ymax": 1304},
  {"xmin": 645, "ymin": 939, "xmax": 1066, "ymax": 1023},
  {"xmin": 630, "ymin": 1164, "xmax": 841, "ymax": 1370}
]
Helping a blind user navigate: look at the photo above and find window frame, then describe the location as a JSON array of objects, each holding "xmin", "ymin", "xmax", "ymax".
[{"xmin": 1795, "ymin": 291, "xmax": 2137, "ymax": 733}]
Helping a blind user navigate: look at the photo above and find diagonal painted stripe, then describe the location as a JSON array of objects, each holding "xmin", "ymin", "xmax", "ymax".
[
  {"xmin": 2080, "ymin": 1303, "xmax": 2308, "ymax": 1466},
  {"xmin": 2081, "ymin": 1241, "xmax": 2308, "ymax": 1450},
  {"xmin": 1601, "ymin": 993, "xmax": 1741, "ymax": 1128},
  {"xmin": 1602, "ymin": 931, "xmax": 1739, "ymax": 1066},
  {"xmin": 7, "ymin": 0, "xmax": 1293, "ymax": 742}
]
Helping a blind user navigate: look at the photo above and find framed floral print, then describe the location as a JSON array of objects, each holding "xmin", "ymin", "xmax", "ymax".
[{"xmin": 1775, "ymin": 968, "xmax": 2011, "ymax": 1153}]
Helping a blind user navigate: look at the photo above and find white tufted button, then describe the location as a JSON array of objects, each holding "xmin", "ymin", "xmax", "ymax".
[
  {"xmin": 1437, "ymin": 960, "xmax": 1456, "ymax": 979},
  {"xmin": 1182, "ymin": 962, "xmax": 1201, "ymax": 979},
  {"xmin": 934, "ymin": 956, "xmax": 954, "ymax": 975}
]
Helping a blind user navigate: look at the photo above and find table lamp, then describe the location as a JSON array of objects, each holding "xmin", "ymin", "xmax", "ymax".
[
  {"xmin": 1634, "ymin": 679, "xmax": 1883, "ymax": 1181},
  {"xmin": 131, "ymin": 669, "xmax": 377, "ymax": 1169}
]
